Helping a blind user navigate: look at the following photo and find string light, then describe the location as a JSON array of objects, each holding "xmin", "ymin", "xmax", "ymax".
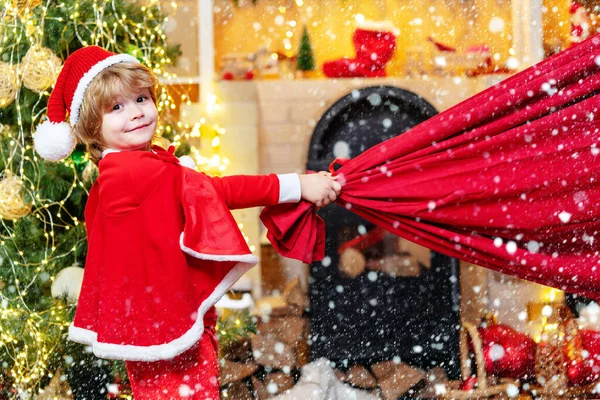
[{"xmin": 0, "ymin": 0, "xmax": 182, "ymax": 394}]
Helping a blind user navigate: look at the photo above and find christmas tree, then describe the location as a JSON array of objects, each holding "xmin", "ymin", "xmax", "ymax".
[
  {"xmin": 0, "ymin": 0, "xmax": 181, "ymax": 397},
  {"xmin": 296, "ymin": 25, "xmax": 315, "ymax": 72}
]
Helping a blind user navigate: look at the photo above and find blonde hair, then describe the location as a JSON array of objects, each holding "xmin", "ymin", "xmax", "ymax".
[{"xmin": 73, "ymin": 62, "xmax": 158, "ymax": 164}]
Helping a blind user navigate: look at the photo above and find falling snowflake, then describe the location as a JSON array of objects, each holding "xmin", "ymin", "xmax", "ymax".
[
  {"xmin": 506, "ymin": 241, "xmax": 517, "ymax": 254},
  {"xmin": 506, "ymin": 57, "xmax": 519, "ymax": 69},
  {"xmin": 527, "ymin": 240, "xmax": 540, "ymax": 253},
  {"xmin": 541, "ymin": 79, "xmax": 558, "ymax": 96},
  {"xmin": 489, "ymin": 16, "xmax": 505, "ymax": 33},
  {"xmin": 333, "ymin": 140, "xmax": 350, "ymax": 158},
  {"xmin": 267, "ymin": 382, "xmax": 279, "ymax": 394},
  {"xmin": 558, "ymin": 211, "xmax": 572, "ymax": 223},
  {"xmin": 367, "ymin": 93, "xmax": 382, "ymax": 106},
  {"xmin": 178, "ymin": 384, "xmax": 193, "ymax": 397},
  {"xmin": 506, "ymin": 384, "xmax": 520, "ymax": 398},
  {"xmin": 428, "ymin": 201, "xmax": 436, "ymax": 211},
  {"xmin": 489, "ymin": 344, "xmax": 505, "ymax": 361},
  {"xmin": 274, "ymin": 342, "xmax": 285, "ymax": 354},
  {"xmin": 107, "ymin": 384, "xmax": 119, "ymax": 395}
]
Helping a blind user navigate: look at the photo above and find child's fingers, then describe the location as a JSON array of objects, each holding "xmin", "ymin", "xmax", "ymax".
[
  {"xmin": 332, "ymin": 181, "xmax": 342, "ymax": 193},
  {"xmin": 328, "ymin": 190, "xmax": 336, "ymax": 202}
]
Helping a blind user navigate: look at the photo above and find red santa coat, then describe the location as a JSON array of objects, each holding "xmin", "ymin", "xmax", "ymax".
[{"xmin": 68, "ymin": 146, "xmax": 291, "ymax": 361}]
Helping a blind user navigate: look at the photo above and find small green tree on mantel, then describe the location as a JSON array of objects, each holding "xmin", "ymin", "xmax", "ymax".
[{"xmin": 296, "ymin": 25, "xmax": 316, "ymax": 77}]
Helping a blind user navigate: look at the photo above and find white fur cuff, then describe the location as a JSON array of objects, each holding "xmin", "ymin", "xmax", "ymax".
[{"xmin": 277, "ymin": 173, "xmax": 301, "ymax": 203}]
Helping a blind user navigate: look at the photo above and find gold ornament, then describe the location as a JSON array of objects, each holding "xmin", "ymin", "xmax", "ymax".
[
  {"xmin": 21, "ymin": 46, "xmax": 62, "ymax": 93},
  {"xmin": 82, "ymin": 160, "xmax": 98, "ymax": 184},
  {"xmin": 36, "ymin": 369, "xmax": 73, "ymax": 400},
  {"xmin": 0, "ymin": 123, "xmax": 9, "ymax": 137},
  {"xmin": 0, "ymin": 62, "xmax": 18, "ymax": 108},
  {"xmin": 10, "ymin": 0, "xmax": 42, "ymax": 13},
  {"xmin": 0, "ymin": 173, "xmax": 31, "ymax": 220}
]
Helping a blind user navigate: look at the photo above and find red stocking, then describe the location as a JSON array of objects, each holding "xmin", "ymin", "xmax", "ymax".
[{"xmin": 323, "ymin": 27, "xmax": 396, "ymax": 78}]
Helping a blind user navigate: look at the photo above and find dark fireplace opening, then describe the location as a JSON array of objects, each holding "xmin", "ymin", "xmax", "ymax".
[{"xmin": 306, "ymin": 86, "xmax": 462, "ymax": 380}]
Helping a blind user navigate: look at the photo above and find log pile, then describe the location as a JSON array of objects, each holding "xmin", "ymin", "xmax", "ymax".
[
  {"xmin": 219, "ymin": 279, "xmax": 309, "ymax": 398},
  {"xmin": 218, "ymin": 279, "xmax": 453, "ymax": 399}
]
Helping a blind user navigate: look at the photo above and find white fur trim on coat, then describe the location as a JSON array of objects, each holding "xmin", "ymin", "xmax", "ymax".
[
  {"xmin": 69, "ymin": 54, "xmax": 139, "ymax": 126},
  {"xmin": 179, "ymin": 233, "xmax": 259, "ymax": 263},
  {"xmin": 34, "ymin": 121, "xmax": 76, "ymax": 161},
  {"xmin": 68, "ymin": 261, "xmax": 254, "ymax": 361}
]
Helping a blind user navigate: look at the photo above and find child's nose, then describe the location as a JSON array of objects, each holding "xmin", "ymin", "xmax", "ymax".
[{"xmin": 130, "ymin": 105, "xmax": 144, "ymax": 120}]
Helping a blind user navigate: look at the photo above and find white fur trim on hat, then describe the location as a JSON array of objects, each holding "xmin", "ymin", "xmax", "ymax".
[
  {"xmin": 69, "ymin": 54, "xmax": 139, "ymax": 127},
  {"xmin": 34, "ymin": 121, "xmax": 76, "ymax": 162},
  {"xmin": 357, "ymin": 20, "xmax": 400, "ymax": 36}
]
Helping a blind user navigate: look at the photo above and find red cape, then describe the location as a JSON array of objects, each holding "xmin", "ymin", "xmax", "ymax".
[{"xmin": 69, "ymin": 147, "xmax": 279, "ymax": 361}]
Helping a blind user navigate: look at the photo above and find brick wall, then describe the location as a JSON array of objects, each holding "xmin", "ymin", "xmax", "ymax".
[{"xmin": 252, "ymin": 76, "xmax": 503, "ymax": 174}]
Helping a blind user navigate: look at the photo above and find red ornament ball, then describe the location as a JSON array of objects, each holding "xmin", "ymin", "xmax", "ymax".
[{"xmin": 478, "ymin": 324, "xmax": 536, "ymax": 379}]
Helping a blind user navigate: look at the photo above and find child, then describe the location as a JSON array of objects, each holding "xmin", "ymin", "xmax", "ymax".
[{"xmin": 34, "ymin": 46, "xmax": 340, "ymax": 399}]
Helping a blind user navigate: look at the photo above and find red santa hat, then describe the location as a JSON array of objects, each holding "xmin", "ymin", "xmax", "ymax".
[{"xmin": 34, "ymin": 46, "xmax": 139, "ymax": 161}]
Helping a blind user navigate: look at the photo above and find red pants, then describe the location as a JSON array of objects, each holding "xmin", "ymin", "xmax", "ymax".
[{"xmin": 126, "ymin": 328, "xmax": 220, "ymax": 399}]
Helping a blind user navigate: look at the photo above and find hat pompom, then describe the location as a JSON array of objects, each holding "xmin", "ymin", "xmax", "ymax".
[{"xmin": 34, "ymin": 121, "xmax": 76, "ymax": 161}]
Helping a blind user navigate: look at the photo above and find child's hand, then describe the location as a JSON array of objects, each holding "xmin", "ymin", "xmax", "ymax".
[{"xmin": 299, "ymin": 172, "xmax": 342, "ymax": 207}]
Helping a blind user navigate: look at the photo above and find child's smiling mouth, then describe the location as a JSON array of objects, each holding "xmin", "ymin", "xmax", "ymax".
[{"xmin": 127, "ymin": 123, "xmax": 151, "ymax": 132}]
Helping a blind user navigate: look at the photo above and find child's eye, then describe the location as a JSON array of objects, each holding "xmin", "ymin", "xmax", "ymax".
[
  {"xmin": 137, "ymin": 96, "xmax": 147, "ymax": 103},
  {"xmin": 112, "ymin": 104, "xmax": 122, "ymax": 111}
]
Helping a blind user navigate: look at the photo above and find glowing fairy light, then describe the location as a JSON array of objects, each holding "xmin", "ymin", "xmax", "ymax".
[{"xmin": 0, "ymin": 0, "xmax": 184, "ymax": 393}]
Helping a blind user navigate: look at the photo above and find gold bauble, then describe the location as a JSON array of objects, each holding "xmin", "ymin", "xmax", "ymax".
[
  {"xmin": 82, "ymin": 160, "xmax": 99, "ymax": 184},
  {"xmin": 10, "ymin": 0, "xmax": 42, "ymax": 13},
  {"xmin": 0, "ymin": 123, "xmax": 9, "ymax": 137},
  {"xmin": 36, "ymin": 369, "xmax": 73, "ymax": 400},
  {"xmin": 0, "ymin": 62, "xmax": 18, "ymax": 108},
  {"xmin": 0, "ymin": 173, "xmax": 31, "ymax": 220},
  {"xmin": 21, "ymin": 46, "xmax": 62, "ymax": 93}
]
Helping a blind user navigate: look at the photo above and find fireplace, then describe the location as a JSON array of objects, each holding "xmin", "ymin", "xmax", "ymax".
[{"xmin": 306, "ymin": 86, "xmax": 462, "ymax": 379}]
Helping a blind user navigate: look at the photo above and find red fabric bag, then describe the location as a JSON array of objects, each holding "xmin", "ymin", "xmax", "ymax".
[{"xmin": 262, "ymin": 35, "xmax": 600, "ymax": 299}]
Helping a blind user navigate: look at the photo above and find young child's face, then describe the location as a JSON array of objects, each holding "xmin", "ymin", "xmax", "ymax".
[{"xmin": 101, "ymin": 88, "xmax": 158, "ymax": 151}]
